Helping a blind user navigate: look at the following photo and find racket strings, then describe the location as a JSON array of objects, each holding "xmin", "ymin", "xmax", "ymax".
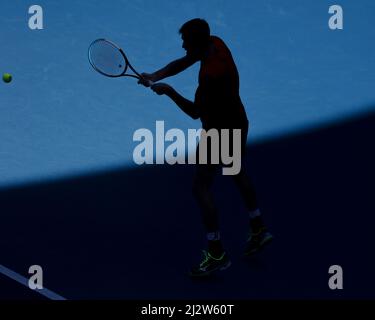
[{"xmin": 89, "ymin": 39, "xmax": 126, "ymax": 77}]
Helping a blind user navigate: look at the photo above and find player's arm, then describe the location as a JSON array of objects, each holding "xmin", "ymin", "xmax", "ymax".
[
  {"xmin": 151, "ymin": 83, "xmax": 199, "ymax": 119},
  {"xmin": 154, "ymin": 55, "xmax": 198, "ymax": 80},
  {"xmin": 139, "ymin": 55, "xmax": 198, "ymax": 86}
]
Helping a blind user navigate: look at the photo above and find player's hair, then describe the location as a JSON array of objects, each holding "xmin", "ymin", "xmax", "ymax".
[{"xmin": 179, "ymin": 18, "xmax": 210, "ymax": 47}]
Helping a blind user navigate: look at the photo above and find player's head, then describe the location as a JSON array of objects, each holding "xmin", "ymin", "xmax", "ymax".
[{"xmin": 179, "ymin": 18, "xmax": 210, "ymax": 58}]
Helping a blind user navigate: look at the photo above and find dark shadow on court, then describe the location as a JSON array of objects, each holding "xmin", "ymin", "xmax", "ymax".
[{"xmin": 0, "ymin": 109, "xmax": 374, "ymax": 299}]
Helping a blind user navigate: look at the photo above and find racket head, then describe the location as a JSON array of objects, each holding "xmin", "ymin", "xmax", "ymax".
[{"xmin": 88, "ymin": 39, "xmax": 130, "ymax": 77}]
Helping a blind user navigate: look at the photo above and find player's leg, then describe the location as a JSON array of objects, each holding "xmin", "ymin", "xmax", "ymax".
[
  {"xmin": 192, "ymin": 162, "xmax": 223, "ymax": 254},
  {"xmin": 232, "ymin": 168, "xmax": 273, "ymax": 255},
  {"xmin": 232, "ymin": 168, "xmax": 264, "ymax": 231},
  {"xmin": 189, "ymin": 146, "xmax": 231, "ymax": 277},
  {"xmin": 231, "ymin": 125, "xmax": 273, "ymax": 255}
]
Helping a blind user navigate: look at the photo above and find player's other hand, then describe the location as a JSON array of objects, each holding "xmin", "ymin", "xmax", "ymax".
[
  {"xmin": 150, "ymin": 83, "xmax": 173, "ymax": 96},
  {"xmin": 138, "ymin": 73, "xmax": 156, "ymax": 87}
]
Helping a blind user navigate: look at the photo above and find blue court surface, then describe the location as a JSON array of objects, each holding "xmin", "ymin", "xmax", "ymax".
[{"xmin": 0, "ymin": 0, "xmax": 374, "ymax": 299}]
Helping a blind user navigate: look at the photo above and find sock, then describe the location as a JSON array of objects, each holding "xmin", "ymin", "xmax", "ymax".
[
  {"xmin": 206, "ymin": 231, "xmax": 220, "ymax": 241},
  {"xmin": 249, "ymin": 209, "xmax": 261, "ymax": 219},
  {"xmin": 249, "ymin": 209, "xmax": 265, "ymax": 234},
  {"xmin": 206, "ymin": 232, "xmax": 224, "ymax": 257}
]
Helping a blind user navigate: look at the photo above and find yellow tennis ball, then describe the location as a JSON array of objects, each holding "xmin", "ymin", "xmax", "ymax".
[{"xmin": 3, "ymin": 73, "xmax": 12, "ymax": 83}]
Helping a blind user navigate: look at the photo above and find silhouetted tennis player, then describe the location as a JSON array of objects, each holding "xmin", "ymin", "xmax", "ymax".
[{"xmin": 139, "ymin": 18, "xmax": 272, "ymax": 277}]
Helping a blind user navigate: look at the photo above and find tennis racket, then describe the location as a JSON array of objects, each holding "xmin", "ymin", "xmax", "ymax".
[{"xmin": 88, "ymin": 38, "xmax": 153, "ymax": 85}]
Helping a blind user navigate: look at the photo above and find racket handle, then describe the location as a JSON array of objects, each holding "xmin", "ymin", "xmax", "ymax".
[{"xmin": 138, "ymin": 77, "xmax": 154, "ymax": 87}]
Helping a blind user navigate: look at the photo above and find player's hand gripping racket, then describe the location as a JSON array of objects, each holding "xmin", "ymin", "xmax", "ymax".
[{"xmin": 88, "ymin": 38, "xmax": 153, "ymax": 86}]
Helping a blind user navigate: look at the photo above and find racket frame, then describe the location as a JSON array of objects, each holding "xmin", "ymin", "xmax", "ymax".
[{"xmin": 88, "ymin": 38, "xmax": 142, "ymax": 80}]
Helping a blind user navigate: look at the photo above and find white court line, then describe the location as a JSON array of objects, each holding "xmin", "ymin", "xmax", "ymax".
[{"xmin": 0, "ymin": 264, "xmax": 66, "ymax": 300}]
